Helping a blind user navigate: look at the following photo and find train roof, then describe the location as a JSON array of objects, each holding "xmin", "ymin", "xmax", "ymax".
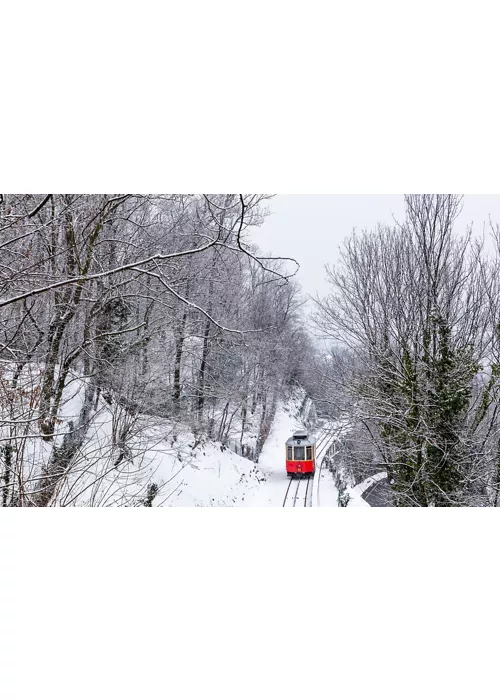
[{"xmin": 286, "ymin": 430, "xmax": 316, "ymax": 446}]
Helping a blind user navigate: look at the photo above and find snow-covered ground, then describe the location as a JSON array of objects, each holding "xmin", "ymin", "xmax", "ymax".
[
  {"xmin": 56, "ymin": 409, "xmax": 273, "ymax": 507},
  {"xmin": 0, "ymin": 364, "xmax": 267, "ymax": 506},
  {"xmin": 141, "ymin": 412, "xmax": 382, "ymax": 507},
  {"xmin": 138, "ymin": 391, "xmax": 319, "ymax": 507},
  {"xmin": 62, "ymin": 389, "xmax": 343, "ymax": 507},
  {"xmin": 0, "ymin": 364, "xmax": 359, "ymax": 507},
  {"xmin": 150, "ymin": 394, "xmax": 322, "ymax": 508},
  {"xmin": 346, "ymin": 472, "xmax": 388, "ymax": 507}
]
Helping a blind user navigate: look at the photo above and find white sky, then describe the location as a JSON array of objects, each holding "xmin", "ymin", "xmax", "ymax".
[{"xmin": 251, "ymin": 195, "xmax": 500, "ymax": 300}]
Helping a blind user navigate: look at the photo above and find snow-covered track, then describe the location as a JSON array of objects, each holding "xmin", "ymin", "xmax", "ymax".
[
  {"xmin": 283, "ymin": 475, "xmax": 312, "ymax": 507},
  {"xmin": 315, "ymin": 425, "xmax": 336, "ymax": 461},
  {"xmin": 303, "ymin": 475, "xmax": 311, "ymax": 506}
]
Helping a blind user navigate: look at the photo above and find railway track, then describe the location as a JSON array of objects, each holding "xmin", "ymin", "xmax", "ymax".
[
  {"xmin": 282, "ymin": 473, "xmax": 312, "ymax": 507},
  {"xmin": 315, "ymin": 425, "xmax": 335, "ymax": 460}
]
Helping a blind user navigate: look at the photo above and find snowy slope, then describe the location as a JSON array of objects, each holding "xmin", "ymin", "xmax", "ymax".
[
  {"xmin": 81, "ymin": 392, "xmax": 313, "ymax": 507},
  {"xmin": 41, "ymin": 383, "xmax": 308, "ymax": 506},
  {"xmin": 1, "ymin": 365, "xmax": 347, "ymax": 507}
]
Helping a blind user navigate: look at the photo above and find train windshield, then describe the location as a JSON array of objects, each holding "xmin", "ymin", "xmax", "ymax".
[
  {"xmin": 294, "ymin": 446, "xmax": 305, "ymax": 460},
  {"xmin": 287, "ymin": 446, "xmax": 293, "ymax": 460},
  {"xmin": 306, "ymin": 446, "xmax": 312, "ymax": 460}
]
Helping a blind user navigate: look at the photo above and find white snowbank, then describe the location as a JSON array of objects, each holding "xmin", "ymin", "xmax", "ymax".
[{"xmin": 346, "ymin": 471, "xmax": 388, "ymax": 507}]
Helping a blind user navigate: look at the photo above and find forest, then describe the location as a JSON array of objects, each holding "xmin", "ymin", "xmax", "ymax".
[
  {"xmin": 0, "ymin": 194, "xmax": 316, "ymax": 506},
  {"xmin": 1, "ymin": 193, "xmax": 499, "ymax": 506}
]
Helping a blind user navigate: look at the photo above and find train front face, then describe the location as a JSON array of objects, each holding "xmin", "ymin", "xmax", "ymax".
[{"xmin": 286, "ymin": 438, "xmax": 316, "ymax": 477}]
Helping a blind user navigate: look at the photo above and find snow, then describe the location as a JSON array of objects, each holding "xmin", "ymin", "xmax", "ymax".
[
  {"xmin": 55, "ymin": 417, "xmax": 270, "ymax": 507},
  {"xmin": 142, "ymin": 435, "xmax": 268, "ymax": 507},
  {"xmin": 346, "ymin": 471, "xmax": 388, "ymax": 508},
  {"xmin": 0, "ymin": 364, "xmax": 353, "ymax": 507},
  {"xmin": 147, "ymin": 391, "xmax": 320, "ymax": 507},
  {"xmin": 42, "ymin": 385, "xmax": 305, "ymax": 506},
  {"xmin": 60, "ymin": 401, "xmax": 373, "ymax": 507},
  {"xmin": 76, "ymin": 392, "xmax": 343, "ymax": 507}
]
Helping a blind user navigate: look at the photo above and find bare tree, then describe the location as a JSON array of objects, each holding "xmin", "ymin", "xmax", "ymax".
[{"xmin": 315, "ymin": 194, "xmax": 500, "ymax": 506}]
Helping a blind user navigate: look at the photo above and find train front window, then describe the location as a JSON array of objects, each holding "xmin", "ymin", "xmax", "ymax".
[
  {"xmin": 287, "ymin": 446, "xmax": 293, "ymax": 460},
  {"xmin": 306, "ymin": 446, "xmax": 312, "ymax": 461},
  {"xmin": 294, "ymin": 446, "xmax": 305, "ymax": 460}
]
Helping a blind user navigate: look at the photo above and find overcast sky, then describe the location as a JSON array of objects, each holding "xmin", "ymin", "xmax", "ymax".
[{"xmin": 251, "ymin": 195, "xmax": 500, "ymax": 300}]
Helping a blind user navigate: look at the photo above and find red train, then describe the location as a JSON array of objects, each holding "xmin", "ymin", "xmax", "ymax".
[{"xmin": 286, "ymin": 430, "xmax": 316, "ymax": 478}]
